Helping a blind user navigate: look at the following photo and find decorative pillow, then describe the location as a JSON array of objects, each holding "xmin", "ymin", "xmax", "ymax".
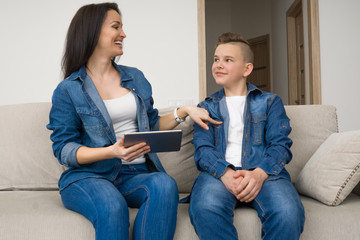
[{"xmin": 295, "ymin": 130, "xmax": 360, "ymax": 206}]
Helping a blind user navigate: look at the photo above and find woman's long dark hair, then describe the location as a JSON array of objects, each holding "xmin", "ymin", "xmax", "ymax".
[{"xmin": 62, "ymin": 2, "xmax": 121, "ymax": 78}]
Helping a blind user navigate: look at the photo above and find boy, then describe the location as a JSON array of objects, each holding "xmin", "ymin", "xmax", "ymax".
[{"xmin": 189, "ymin": 32, "xmax": 305, "ymax": 240}]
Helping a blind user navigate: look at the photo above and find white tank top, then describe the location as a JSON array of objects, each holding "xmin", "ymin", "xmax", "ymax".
[{"xmin": 103, "ymin": 91, "xmax": 146, "ymax": 164}]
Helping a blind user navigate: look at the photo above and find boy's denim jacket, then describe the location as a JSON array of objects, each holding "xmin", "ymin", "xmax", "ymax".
[
  {"xmin": 47, "ymin": 62, "xmax": 165, "ymax": 191},
  {"xmin": 193, "ymin": 83, "xmax": 293, "ymax": 180}
]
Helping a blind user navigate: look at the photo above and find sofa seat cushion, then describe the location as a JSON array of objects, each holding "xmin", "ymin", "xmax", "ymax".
[
  {"xmin": 1, "ymin": 192, "xmax": 359, "ymax": 240},
  {"xmin": 0, "ymin": 191, "xmax": 94, "ymax": 240},
  {"xmin": 299, "ymin": 193, "xmax": 360, "ymax": 240}
]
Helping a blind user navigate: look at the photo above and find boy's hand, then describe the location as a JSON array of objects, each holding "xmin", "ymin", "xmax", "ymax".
[
  {"xmin": 233, "ymin": 168, "xmax": 268, "ymax": 203},
  {"xmin": 220, "ymin": 168, "xmax": 244, "ymax": 196}
]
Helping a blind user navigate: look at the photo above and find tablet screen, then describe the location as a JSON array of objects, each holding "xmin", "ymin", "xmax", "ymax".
[{"xmin": 124, "ymin": 130, "xmax": 182, "ymax": 153}]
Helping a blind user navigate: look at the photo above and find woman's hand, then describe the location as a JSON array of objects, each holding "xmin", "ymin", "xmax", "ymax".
[
  {"xmin": 180, "ymin": 105, "xmax": 222, "ymax": 130},
  {"xmin": 109, "ymin": 136, "xmax": 151, "ymax": 162},
  {"xmin": 76, "ymin": 136, "xmax": 150, "ymax": 165},
  {"xmin": 159, "ymin": 105, "xmax": 222, "ymax": 131}
]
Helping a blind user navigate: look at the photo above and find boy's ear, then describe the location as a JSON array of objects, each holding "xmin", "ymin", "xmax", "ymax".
[{"xmin": 244, "ymin": 63, "xmax": 253, "ymax": 78}]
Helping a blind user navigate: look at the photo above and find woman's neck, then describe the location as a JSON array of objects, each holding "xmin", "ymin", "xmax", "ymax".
[{"xmin": 86, "ymin": 54, "xmax": 115, "ymax": 81}]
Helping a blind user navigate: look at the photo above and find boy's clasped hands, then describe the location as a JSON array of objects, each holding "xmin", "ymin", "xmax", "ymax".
[{"xmin": 220, "ymin": 167, "xmax": 269, "ymax": 203}]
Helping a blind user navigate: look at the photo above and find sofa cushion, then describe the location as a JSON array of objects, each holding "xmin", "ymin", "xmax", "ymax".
[
  {"xmin": 284, "ymin": 105, "xmax": 338, "ymax": 183},
  {"xmin": 1, "ymin": 191, "xmax": 359, "ymax": 240},
  {"xmin": 296, "ymin": 130, "xmax": 360, "ymax": 206},
  {"xmin": 157, "ymin": 107, "xmax": 199, "ymax": 193},
  {"xmin": 299, "ymin": 193, "xmax": 360, "ymax": 239},
  {"xmin": 0, "ymin": 103, "xmax": 65, "ymax": 190}
]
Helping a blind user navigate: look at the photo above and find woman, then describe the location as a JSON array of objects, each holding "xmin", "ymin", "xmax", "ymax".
[{"xmin": 47, "ymin": 2, "xmax": 220, "ymax": 240}]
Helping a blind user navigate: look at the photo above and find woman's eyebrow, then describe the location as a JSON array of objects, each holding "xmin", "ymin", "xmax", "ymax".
[{"xmin": 110, "ymin": 20, "xmax": 121, "ymax": 24}]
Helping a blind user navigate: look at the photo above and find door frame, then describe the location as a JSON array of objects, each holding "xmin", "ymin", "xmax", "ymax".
[
  {"xmin": 198, "ymin": 0, "xmax": 207, "ymax": 101},
  {"xmin": 197, "ymin": 0, "xmax": 321, "ymax": 104},
  {"xmin": 307, "ymin": 0, "xmax": 321, "ymax": 104},
  {"xmin": 287, "ymin": 0, "xmax": 303, "ymax": 105}
]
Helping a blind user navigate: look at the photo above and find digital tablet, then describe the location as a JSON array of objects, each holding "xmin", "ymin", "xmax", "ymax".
[{"xmin": 124, "ymin": 130, "xmax": 183, "ymax": 153}]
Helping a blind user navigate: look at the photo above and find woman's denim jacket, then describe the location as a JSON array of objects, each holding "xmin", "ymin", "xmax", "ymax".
[
  {"xmin": 47, "ymin": 62, "xmax": 165, "ymax": 191},
  {"xmin": 193, "ymin": 83, "xmax": 293, "ymax": 180}
]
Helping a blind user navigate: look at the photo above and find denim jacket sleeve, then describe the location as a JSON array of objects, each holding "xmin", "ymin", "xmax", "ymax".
[
  {"xmin": 46, "ymin": 85, "xmax": 83, "ymax": 168},
  {"xmin": 256, "ymin": 96, "xmax": 293, "ymax": 175},
  {"xmin": 192, "ymin": 104, "xmax": 233, "ymax": 179}
]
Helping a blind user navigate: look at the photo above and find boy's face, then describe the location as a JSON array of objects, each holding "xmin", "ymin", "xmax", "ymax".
[{"xmin": 212, "ymin": 43, "xmax": 252, "ymax": 88}]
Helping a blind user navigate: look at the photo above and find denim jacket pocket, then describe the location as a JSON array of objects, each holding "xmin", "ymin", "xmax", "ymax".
[
  {"xmin": 251, "ymin": 112, "xmax": 267, "ymax": 144},
  {"xmin": 76, "ymin": 107, "xmax": 105, "ymax": 137},
  {"xmin": 213, "ymin": 124, "xmax": 222, "ymax": 146}
]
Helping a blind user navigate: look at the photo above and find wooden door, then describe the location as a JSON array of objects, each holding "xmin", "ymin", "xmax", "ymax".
[{"xmin": 247, "ymin": 34, "xmax": 271, "ymax": 92}]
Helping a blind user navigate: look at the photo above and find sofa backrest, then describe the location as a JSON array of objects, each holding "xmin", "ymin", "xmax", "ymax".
[
  {"xmin": 1, "ymin": 103, "xmax": 352, "ymax": 195},
  {"xmin": 284, "ymin": 105, "xmax": 338, "ymax": 182},
  {"xmin": 0, "ymin": 103, "xmax": 65, "ymax": 190},
  {"xmin": 158, "ymin": 105, "xmax": 339, "ymax": 192}
]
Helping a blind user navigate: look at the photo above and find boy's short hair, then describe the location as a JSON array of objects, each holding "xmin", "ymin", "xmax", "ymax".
[{"xmin": 215, "ymin": 32, "xmax": 254, "ymax": 64}]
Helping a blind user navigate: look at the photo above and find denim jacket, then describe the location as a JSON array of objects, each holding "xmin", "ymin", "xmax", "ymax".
[
  {"xmin": 47, "ymin": 62, "xmax": 165, "ymax": 191},
  {"xmin": 193, "ymin": 83, "xmax": 293, "ymax": 180}
]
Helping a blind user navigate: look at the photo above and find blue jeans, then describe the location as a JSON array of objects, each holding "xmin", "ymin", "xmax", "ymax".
[
  {"xmin": 60, "ymin": 163, "xmax": 179, "ymax": 240},
  {"xmin": 189, "ymin": 172, "xmax": 305, "ymax": 240}
]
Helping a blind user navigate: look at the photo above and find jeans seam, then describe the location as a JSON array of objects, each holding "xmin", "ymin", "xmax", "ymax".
[
  {"xmin": 254, "ymin": 198, "xmax": 267, "ymax": 237},
  {"xmin": 254, "ymin": 198, "xmax": 267, "ymax": 220},
  {"xmin": 65, "ymin": 182, "xmax": 99, "ymax": 227},
  {"xmin": 123, "ymin": 185, "xmax": 150, "ymax": 240}
]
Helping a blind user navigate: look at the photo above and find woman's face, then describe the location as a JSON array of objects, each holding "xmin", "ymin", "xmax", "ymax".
[{"xmin": 95, "ymin": 9, "xmax": 126, "ymax": 58}]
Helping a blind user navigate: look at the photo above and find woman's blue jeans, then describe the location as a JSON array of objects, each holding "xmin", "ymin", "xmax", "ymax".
[
  {"xmin": 189, "ymin": 172, "xmax": 305, "ymax": 240},
  {"xmin": 60, "ymin": 163, "xmax": 179, "ymax": 240}
]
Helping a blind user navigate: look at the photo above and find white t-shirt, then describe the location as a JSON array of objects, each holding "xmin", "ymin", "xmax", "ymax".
[
  {"xmin": 103, "ymin": 92, "xmax": 146, "ymax": 165},
  {"xmin": 225, "ymin": 96, "xmax": 246, "ymax": 167}
]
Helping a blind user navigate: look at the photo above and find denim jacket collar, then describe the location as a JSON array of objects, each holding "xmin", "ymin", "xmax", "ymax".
[
  {"xmin": 205, "ymin": 82, "xmax": 261, "ymax": 103},
  {"xmin": 67, "ymin": 61, "xmax": 133, "ymax": 82},
  {"xmin": 66, "ymin": 62, "xmax": 137, "ymax": 144}
]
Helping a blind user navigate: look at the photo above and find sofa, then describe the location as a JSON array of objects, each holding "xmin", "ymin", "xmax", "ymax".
[{"xmin": 0, "ymin": 102, "xmax": 359, "ymax": 240}]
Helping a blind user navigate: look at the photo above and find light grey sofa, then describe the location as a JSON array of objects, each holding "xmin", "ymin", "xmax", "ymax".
[{"xmin": 0, "ymin": 103, "xmax": 359, "ymax": 240}]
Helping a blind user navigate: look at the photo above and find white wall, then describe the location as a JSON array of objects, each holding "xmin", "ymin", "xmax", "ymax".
[
  {"xmin": 319, "ymin": 0, "xmax": 360, "ymax": 131},
  {"xmin": 0, "ymin": 0, "xmax": 199, "ymax": 108}
]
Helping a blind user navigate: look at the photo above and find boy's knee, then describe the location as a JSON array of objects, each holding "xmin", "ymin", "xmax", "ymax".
[
  {"xmin": 272, "ymin": 204, "xmax": 305, "ymax": 228},
  {"xmin": 189, "ymin": 191, "xmax": 226, "ymax": 219}
]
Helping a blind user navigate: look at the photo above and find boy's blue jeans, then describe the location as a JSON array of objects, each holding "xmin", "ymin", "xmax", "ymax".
[
  {"xmin": 60, "ymin": 163, "xmax": 178, "ymax": 240},
  {"xmin": 189, "ymin": 172, "xmax": 305, "ymax": 240}
]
